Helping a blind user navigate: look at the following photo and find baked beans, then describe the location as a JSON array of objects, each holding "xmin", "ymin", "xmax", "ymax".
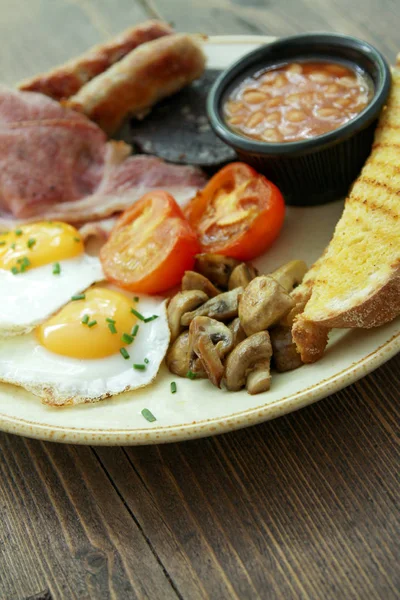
[{"xmin": 224, "ymin": 61, "xmax": 373, "ymax": 143}]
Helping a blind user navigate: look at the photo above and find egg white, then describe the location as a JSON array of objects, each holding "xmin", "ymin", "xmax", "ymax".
[
  {"xmin": 0, "ymin": 294, "xmax": 170, "ymax": 405},
  {"xmin": 0, "ymin": 254, "xmax": 105, "ymax": 336}
]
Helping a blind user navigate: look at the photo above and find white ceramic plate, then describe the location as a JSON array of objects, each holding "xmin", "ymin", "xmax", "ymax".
[{"xmin": 0, "ymin": 36, "xmax": 398, "ymax": 445}]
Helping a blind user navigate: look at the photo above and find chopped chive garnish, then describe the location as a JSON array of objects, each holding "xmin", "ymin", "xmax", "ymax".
[
  {"xmin": 19, "ymin": 257, "xmax": 31, "ymax": 272},
  {"xmin": 47, "ymin": 221, "xmax": 53, "ymax": 224},
  {"xmin": 131, "ymin": 308, "xmax": 145, "ymax": 321},
  {"xmin": 120, "ymin": 347, "xmax": 130, "ymax": 359},
  {"xmin": 27, "ymin": 238, "xmax": 36, "ymax": 249},
  {"xmin": 133, "ymin": 363, "xmax": 146, "ymax": 371},
  {"xmin": 186, "ymin": 370, "xmax": 197, "ymax": 380},
  {"xmin": 170, "ymin": 381, "xmax": 177, "ymax": 394},
  {"xmin": 88, "ymin": 320, "xmax": 97, "ymax": 328},
  {"xmin": 73, "ymin": 236, "xmax": 81, "ymax": 243},
  {"xmin": 122, "ymin": 333, "xmax": 134, "ymax": 344},
  {"xmin": 15, "ymin": 229, "xmax": 23, "ymax": 236},
  {"xmin": 0, "ymin": 241, "xmax": 6, "ymax": 246},
  {"xmin": 144, "ymin": 358, "xmax": 149, "ymax": 364},
  {"xmin": 71, "ymin": 293, "xmax": 85, "ymax": 301},
  {"xmin": 108, "ymin": 322, "xmax": 117, "ymax": 334},
  {"xmin": 144, "ymin": 315, "xmax": 158, "ymax": 323},
  {"xmin": 10, "ymin": 243, "xmax": 16, "ymax": 250},
  {"xmin": 81, "ymin": 314, "xmax": 89, "ymax": 325},
  {"xmin": 131, "ymin": 324, "xmax": 139, "ymax": 337},
  {"xmin": 53, "ymin": 262, "xmax": 61, "ymax": 275},
  {"xmin": 133, "ymin": 296, "xmax": 139, "ymax": 302},
  {"xmin": 106, "ymin": 318, "xmax": 115, "ymax": 324},
  {"xmin": 11, "ymin": 266, "xmax": 19, "ymax": 275},
  {"xmin": 141, "ymin": 408, "xmax": 156, "ymax": 423}
]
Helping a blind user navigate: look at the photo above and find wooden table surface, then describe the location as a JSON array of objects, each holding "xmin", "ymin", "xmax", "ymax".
[{"xmin": 0, "ymin": 1, "xmax": 399, "ymax": 599}]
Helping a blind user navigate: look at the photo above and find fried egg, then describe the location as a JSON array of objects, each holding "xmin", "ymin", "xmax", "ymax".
[
  {"xmin": 0, "ymin": 286, "xmax": 170, "ymax": 405},
  {"xmin": 0, "ymin": 221, "xmax": 104, "ymax": 335}
]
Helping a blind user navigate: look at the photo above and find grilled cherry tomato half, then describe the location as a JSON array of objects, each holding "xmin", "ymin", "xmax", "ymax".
[
  {"xmin": 100, "ymin": 191, "xmax": 200, "ymax": 294},
  {"xmin": 184, "ymin": 163, "xmax": 285, "ymax": 261}
]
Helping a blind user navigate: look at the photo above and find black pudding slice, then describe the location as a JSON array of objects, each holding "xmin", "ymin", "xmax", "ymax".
[{"xmin": 122, "ymin": 69, "xmax": 236, "ymax": 169}]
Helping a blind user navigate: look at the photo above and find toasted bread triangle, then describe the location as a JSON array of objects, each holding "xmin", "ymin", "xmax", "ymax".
[{"xmin": 292, "ymin": 69, "xmax": 400, "ymax": 363}]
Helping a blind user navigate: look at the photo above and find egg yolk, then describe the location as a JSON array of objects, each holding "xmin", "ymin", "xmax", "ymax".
[
  {"xmin": 36, "ymin": 288, "xmax": 138, "ymax": 359},
  {"xmin": 0, "ymin": 222, "xmax": 84, "ymax": 272}
]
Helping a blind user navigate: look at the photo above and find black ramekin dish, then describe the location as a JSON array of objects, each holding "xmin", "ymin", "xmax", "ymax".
[{"xmin": 207, "ymin": 33, "xmax": 391, "ymax": 206}]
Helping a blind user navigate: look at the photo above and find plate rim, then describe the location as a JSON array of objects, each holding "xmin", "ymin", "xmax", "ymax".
[
  {"xmin": 0, "ymin": 34, "xmax": 399, "ymax": 445},
  {"xmin": 0, "ymin": 329, "xmax": 398, "ymax": 444}
]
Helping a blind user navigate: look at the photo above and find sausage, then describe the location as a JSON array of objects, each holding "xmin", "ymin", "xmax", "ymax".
[
  {"xmin": 65, "ymin": 33, "xmax": 206, "ymax": 135},
  {"xmin": 18, "ymin": 20, "xmax": 173, "ymax": 100}
]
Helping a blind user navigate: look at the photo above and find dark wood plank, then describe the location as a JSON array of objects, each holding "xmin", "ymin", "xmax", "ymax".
[
  {"xmin": 95, "ymin": 353, "xmax": 400, "ymax": 600},
  {"xmin": 150, "ymin": 0, "xmax": 400, "ymax": 62},
  {"xmin": 1, "ymin": 355, "xmax": 397, "ymax": 599},
  {"xmin": 0, "ymin": 0, "xmax": 149, "ymax": 85},
  {"xmin": 0, "ymin": 435, "xmax": 179, "ymax": 600}
]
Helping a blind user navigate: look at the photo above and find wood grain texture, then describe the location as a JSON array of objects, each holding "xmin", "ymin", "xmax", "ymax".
[
  {"xmin": 0, "ymin": 436, "xmax": 181, "ymax": 600},
  {"xmin": 0, "ymin": 0, "xmax": 399, "ymax": 598},
  {"xmin": 150, "ymin": 0, "xmax": 400, "ymax": 62},
  {"xmin": 0, "ymin": 0, "xmax": 148, "ymax": 85},
  {"xmin": 100, "ymin": 356, "xmax": 400, "ymax": 600},
  {"xmin": 0, "ymin": 354, "xmax": 399, "ymax": 600}
]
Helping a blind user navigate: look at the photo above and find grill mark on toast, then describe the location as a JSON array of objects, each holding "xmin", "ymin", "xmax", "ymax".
[
  {"xmin": 375, "ymin": 122, "xmax": 400, "ymax": 131},
  {"xmin": 348, "ymin": 193, "xmax": 399, "ymax": 218},
  {"xmin": 368, "ymin": 160, "xmax": 400, "ymax": 176},
  {"xmin": 381, "ymin": 103, "xmax": 400, "ymax": 111},
  {"xmin": 374, "ymin": 124, "xmax": 400, "ymax": 135},
  {"xmin": 358, "ymin": 176, "xmax": 400, "ymax": 199},
  {"xmin": 371, "ymin": 142, "xmax": 400, "ymax": 151}
]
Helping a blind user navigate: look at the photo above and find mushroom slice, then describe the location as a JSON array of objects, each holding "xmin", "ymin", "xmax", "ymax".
[
  {"xmin": 270, "ymin": 260, "xmax": 308, "ymax": 293},
  {"xmin": 189, "ymin": 316, "xmax": 233, "ymax": 387},
  {"xmin": 166, "ymin": 331, "xmax": 190, "ymax": 377},
  {"xmin": 228, "ymin": 317, "xmax": 247, "ymax": 347},
  {"xmin": 194, "ymin": 253, "xmax": 240, "ymax": 288},
  {"xmin": 238, "ymin": 276, "xmax": 294, "ymax": 336},
  {"xmin": 270, "ymin": 325, "xmax": 303, "ymax": 372},
  {"xmin": 182, "ymin": 271, "xmax": 220, "ymax": 297},
  {"xmin": 181, "ymin": 287, "xmax": 243, "ymax": 327},
  {"xmin": 246, "ymin": 363, "xmax": 271, "ymax": 395},
  {"xmin": 228, "ymin": 262, "xmax": 258, "ymax": 290},
  {"xmin": 225, "ymin": 331, "xmax": 272, "ymax": 393},
  {"xmin": 167, "ymin": 290, "xmax": 208, "ymax": 342},
  {"xmin": 166, "ymin": 331, "xmax": 206, "ymax": 378}
]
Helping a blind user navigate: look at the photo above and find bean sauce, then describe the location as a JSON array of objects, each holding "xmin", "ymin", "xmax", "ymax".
[{"xmin": 224, "ymin": 61, "xmax": 373, "ymax": 143}]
